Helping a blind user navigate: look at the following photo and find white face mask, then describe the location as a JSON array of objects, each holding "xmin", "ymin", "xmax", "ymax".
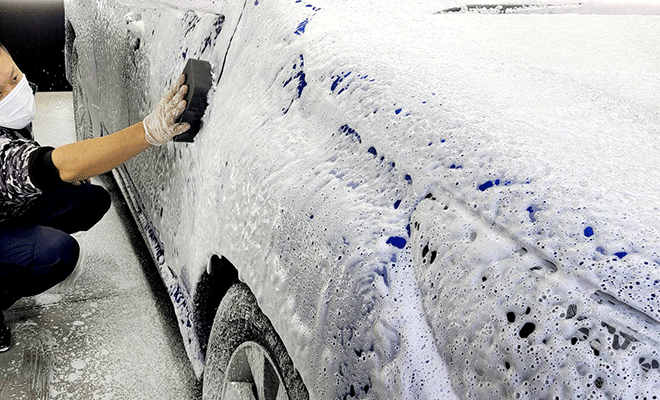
[{"xmin": 0, "ymin": 75, "xmax": 36, "ymax": 130}]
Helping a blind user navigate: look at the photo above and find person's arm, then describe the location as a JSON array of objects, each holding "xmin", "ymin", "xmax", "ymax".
[
  {"xmin": 51, "ymin": 75, "xmax": 190, "ymax": 183},
  {"xmin": 51, "ymin": 122, "xmax": 150, "ymax": 182}
]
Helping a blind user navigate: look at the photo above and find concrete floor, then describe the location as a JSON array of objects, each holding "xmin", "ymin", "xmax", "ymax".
[{"xmin": 0, "ymin": 92, "xmax": 203, "ymax": 399}]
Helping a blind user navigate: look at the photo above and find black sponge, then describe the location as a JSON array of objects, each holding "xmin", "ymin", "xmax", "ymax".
[{"xmin": 174, "ymin": 58, "xmax": 213, "ymax": 142}]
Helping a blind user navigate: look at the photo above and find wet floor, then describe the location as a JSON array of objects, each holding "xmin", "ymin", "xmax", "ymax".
[{"xmin": 0, "ymin": 92, "xmax": 203, "ymax": 400}]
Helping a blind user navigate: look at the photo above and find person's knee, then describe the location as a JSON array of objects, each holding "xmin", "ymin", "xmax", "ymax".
[
  {"xmin": 57, "ymin": 234, "xmax": 80, "ymax": 278},
  {"xmin": 1, "ymin": 226, "xmax": 80, "ymax": 298},
  {"xmin": 95, "ymin": 185, "xmax": 112, "ymax": 216},
  {"xmin": 78, "ymin": 184, "xmax": 111, "ymax": 231},
  {"xmin": 93, "ymin": 185, "xmax": 111, "ymax": 224},
  {"xmin": 39, "ymin": 230, "xmax": 80, "ymax": 280},
  {"xmin": 32, "ymin": 229, "xmax": 80, "ymax": 290}
]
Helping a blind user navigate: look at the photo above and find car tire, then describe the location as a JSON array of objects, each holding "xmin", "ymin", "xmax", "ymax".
[{"xmin": 202, "ymin": 282, "xmax": 309, "ymax": 400}]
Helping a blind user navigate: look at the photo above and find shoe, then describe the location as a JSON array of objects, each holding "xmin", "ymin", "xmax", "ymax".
[{"xmin": 0, "ymin": 320, "xmax": 10, "ymax": 353}]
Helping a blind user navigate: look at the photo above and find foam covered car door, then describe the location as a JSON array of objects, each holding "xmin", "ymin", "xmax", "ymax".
[{"xmin": 410, "ymin": 189, "xmax": 660, "ymax": 399}]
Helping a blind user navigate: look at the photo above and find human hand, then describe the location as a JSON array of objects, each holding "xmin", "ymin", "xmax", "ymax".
[{"xmin": 143, "ymin": 74, "xmax": 190, "ymax": 146}]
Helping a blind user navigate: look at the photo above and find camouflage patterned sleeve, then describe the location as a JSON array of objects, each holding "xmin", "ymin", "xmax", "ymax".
[{"xmin": 0, "ymin": 136, "xmax": 44, "ymax": 223}]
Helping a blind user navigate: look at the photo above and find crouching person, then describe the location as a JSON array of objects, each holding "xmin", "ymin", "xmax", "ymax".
[{"xmin": 0, "ymin": 42, "xmax": 190, "ymax": 352}]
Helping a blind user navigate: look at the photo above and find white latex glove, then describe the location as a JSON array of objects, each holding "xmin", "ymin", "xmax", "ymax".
[{"xmin": 143, "ymin": 74, "xmax": 190, "ymax": 146}]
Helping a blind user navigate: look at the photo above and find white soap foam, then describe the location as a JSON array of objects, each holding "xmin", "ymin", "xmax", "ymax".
[{"xmin": 64, "ymin": 0, "xmax": 660, "ymax": 398}]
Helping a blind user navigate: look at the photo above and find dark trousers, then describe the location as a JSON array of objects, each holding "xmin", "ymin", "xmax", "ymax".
[{"xmin": 0, "ymin": 183, "xmax": 111, "ymax": 312}]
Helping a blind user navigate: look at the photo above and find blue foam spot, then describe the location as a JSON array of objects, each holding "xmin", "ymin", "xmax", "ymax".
[
  {"xmin": 310, "ymin": 215, "xmax": 314, "ymax": 219},
  {"xmin": 387, "ymin": 236, "xmax": 407, "ymax": 249},
  {"xmin": 495, "ymin": 179, "xmax": 500, "ymax": 185},
  {"xmin": 441, "ymin": 139, "xmax": 446, "ymax": 143},
  {"xmin": 201, "ymin": 35, "xmax": 213, "ymax": 53},
  {"xmin": 405, "ymin": 174, "xmax": 412, "ymax": 183},
  {"xmin": 406, "ymin": 224, "xmax": 411, "ymax": 237},
  {"xmin": 395, "ymin": 108, "xmax": 402, "ymax": 115},
  {"xmin": 479, "ymin": 181, "xmax": 494, "ymax": 191},
  {"xmin": 295, "ymin": 19, "xmax": 309, "ymax": 35},
  {"xmin": 584, "ymin": 227, "xmax": 594, "ymax": 237},
  {"xmin": 296, "ymin": 72, "xmax": 307, "ymax": 97},
  {"xmin": 394, "ymin": 200, "xmax": 401, "ymax": 209},
  {"xmin": 368, "ymin": 147, "xmax": 377, "ymax": 157},
  {"xmin": 375, "ymin": 265, "xmax": 389, "ymax": 286},
  {"xmin": 340, "ymin": 125, "xmax": 361, "ymax": 143},
  {"xmin": 614, "ymin": 252, "xmax": 627, "ymax": 259},
  {"xmin": 527, "ymin": 206, "xmax": 536, "ymax": 222},
  {"xmin": 331, "ymin": 77, "xmax": 341, "ymax": 91}
]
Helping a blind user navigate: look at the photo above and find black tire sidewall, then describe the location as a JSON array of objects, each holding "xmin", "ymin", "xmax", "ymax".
[{"xmin": 203, "ymin": 282, "xmax": 308, "ymax": 400}]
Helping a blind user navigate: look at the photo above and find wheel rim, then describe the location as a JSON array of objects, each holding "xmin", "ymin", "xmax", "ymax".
[{"xmin": 222, "ymin": 342, "xmax": 290, "ymax": 400}]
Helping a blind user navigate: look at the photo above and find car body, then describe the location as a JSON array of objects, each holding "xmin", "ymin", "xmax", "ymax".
[{"xmin": 64, "ymin": 0, "xmax": 660, "ymax": 398}]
